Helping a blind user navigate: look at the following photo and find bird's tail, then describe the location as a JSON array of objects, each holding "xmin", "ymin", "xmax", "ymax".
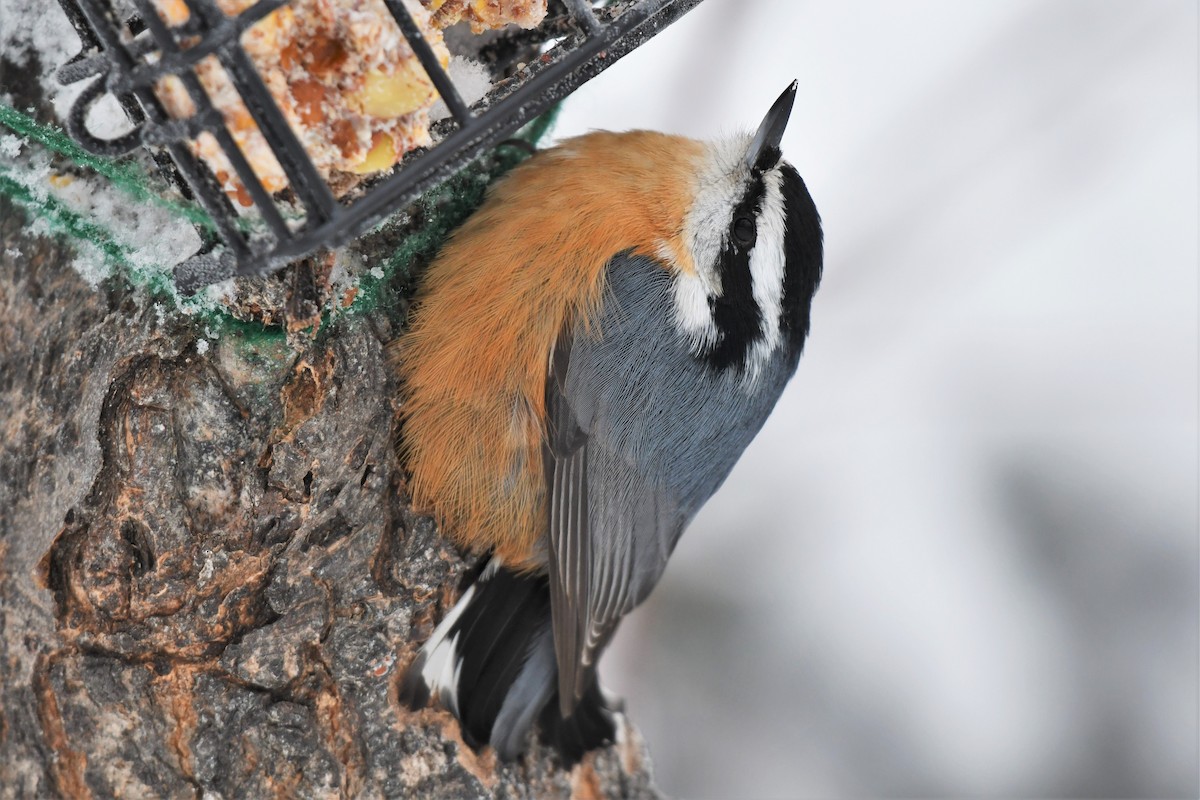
[{"xmin": 399, "ymin": 558, "xmax": 615, "ymax": 764}]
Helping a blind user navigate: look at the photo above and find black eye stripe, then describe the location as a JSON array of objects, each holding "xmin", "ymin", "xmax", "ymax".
[
  {"xmin": 704, "ymin": 174, "xmax": 767, "ymax": 372},
  {"xmin": 733, "ymin": 215, "xmax": 756, "ymax": 247}
]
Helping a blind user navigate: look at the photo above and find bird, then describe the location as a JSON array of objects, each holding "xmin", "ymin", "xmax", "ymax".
[{"xmin": 396, "ymin": 81, "xmax": 823, "ymax": 765}]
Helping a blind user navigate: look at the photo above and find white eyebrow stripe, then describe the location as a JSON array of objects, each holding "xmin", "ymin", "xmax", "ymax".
[
  {"xmin": 744, "ymin": 167, "xmax": 788, "ymax": 384},
  {"xmin": 665, "ymin": 135, "xmax": 791, "ymax": 381}
]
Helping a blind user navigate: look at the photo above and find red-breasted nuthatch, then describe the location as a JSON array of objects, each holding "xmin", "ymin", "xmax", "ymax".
[{"xmin": 398, "ymin": 81, "xmax": 823, "ymax": 764}]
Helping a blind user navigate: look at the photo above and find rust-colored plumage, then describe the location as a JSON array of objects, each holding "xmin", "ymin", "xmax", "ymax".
[{"xmin": 398, "ymin": 130, "xmax": 704, "ymax": 570}]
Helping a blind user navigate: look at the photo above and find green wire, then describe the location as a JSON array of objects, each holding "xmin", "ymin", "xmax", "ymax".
[
  {"xmin": 0, "ymin": 167, "xmax": 133, "ymax": 271},
  {"xmin": 1, "ymin": 101, "xmax": 561, "ymax": 332},
  {"xmin": 0, "ymin": 104, "xmax": 220, "ymax": 231}
]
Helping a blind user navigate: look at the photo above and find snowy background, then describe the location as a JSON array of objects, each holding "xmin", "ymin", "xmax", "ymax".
[{"xmin": 551, "ymin": 1, "xmax": 1199, "ymax": 797}]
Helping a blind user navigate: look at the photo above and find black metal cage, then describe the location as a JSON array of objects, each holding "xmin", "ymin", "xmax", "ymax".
[{"xmin": 55, "ymin": 0, "xmax": 702, "ymax": 292}]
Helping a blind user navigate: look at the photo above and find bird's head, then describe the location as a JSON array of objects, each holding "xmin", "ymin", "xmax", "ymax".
[
  {"xmin": 419, "ymin": 83, "xmax": 823, "ymax": 384},
  {"xmin": 664, "ymin": 81, "xmax": 824, "ymax": 378}
]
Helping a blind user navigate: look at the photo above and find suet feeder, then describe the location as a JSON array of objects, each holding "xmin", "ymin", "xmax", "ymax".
[{"xmin": 53, "ymin": 0, "xmax": 704, "ymax": 293}]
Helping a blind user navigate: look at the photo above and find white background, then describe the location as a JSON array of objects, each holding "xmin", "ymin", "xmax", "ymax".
[{"xmin": 551, "ymin": 1, "xmax": 1198, "ymax": 797}]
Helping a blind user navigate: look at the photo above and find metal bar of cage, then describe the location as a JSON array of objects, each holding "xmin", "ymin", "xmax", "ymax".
[
  {"xmin": 561, "ymin": 0, "xmax": 603, "ymax": 34},
  {"xmin": 118, "ymin": 0, "xmax": 286, "ymax": 92},
  {"xmin": 65, "ymin": 0, "xmax": 256, "ymax": 259},
  {"xmin": 55, "ymin": 0, "xmax": 705, "ymax": 292},
  {"xmin": 384, "ymin": 0, "xmax": 473, "ymax": 127},
  {"xmin": 166, "ymin": 0, "xmax": 340, "ymax": 230},
  {"xmin": 131, "ymin": 0, "xmax": 292, "ymax": 242}
]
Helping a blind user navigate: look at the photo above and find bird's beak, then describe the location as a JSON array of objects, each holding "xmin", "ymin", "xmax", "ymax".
[{"xmin": 743, "ymin": 80, "xmax": 798, "ymax": 172}]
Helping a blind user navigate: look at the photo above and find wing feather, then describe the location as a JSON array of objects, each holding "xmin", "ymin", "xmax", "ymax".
[
  {"xmin": 545, "ymin": 320, "xmax": 673, "ymax": 717},
  {"xmin": 548, "ymin": 443, "xmax": 591, "ymax": 715},
  {"xmin": 543, "ymin": 251, "xmax": 794, "ymax": 719}
]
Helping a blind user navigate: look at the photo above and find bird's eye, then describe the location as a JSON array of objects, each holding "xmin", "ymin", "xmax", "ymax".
[{"xmin": 733, "ymin": 215, "xmax": 756, "ymax": 248}]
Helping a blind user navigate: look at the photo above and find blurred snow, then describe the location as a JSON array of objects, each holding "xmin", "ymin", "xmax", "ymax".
[
  {"xmin": 0, "ymin": 0, "xmax": 87, "ymax": 123},
  {"xmin": 550, "ymin": 1, "xmax": 1198, "ymax": 797},
  {"xmin": 0, "ymin": 136, "xmax": 202, "ymax": 286},
  {"xmin": 430, "ymin": 56, "xmax": 493, "ymax": 121}
]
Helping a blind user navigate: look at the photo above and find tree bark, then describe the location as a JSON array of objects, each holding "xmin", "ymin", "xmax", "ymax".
[{"xmin": 0, "ymin": 194, "xmax": 659, "ymax": 798}]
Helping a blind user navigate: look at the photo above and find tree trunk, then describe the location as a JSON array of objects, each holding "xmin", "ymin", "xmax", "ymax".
[{"xmin": 0, "ymin": 191, "xmax": 659, "ymax": 798}]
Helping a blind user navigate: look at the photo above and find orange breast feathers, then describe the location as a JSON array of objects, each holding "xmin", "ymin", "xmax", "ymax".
[{"xmin": 397, "ymin": 130, "xmax": 706, "ymax": 571}]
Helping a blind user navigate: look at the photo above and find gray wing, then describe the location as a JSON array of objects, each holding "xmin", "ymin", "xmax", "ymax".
[
  {"xmin": 544, "ymin": 324, "xmax": 681, "ymax": 719},
  {"xmin": 544, "ymin": 254, "xmax": 797, "ymax": 718}
]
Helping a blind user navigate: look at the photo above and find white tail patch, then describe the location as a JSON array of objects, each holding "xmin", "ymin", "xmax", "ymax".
[
  {"xmin": 419, "ymin": 584, "xmax": 474, "ymax": 716},
  {"xmin": 480, "ymin": 557, "xmax": 502, "ymax": 581},
  {"xmin": 416, "ymin": 558, "xmax": 502, "ymax": 716}
]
